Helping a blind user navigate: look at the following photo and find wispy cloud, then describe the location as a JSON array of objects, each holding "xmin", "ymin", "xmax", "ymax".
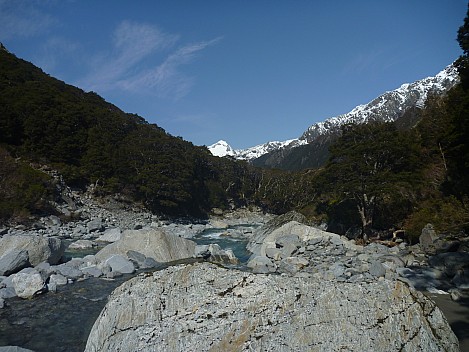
[
  {"xmin": 80, "ymin": 21, "xmax": 221, "ymax": 101},
  {"xmin": 117, "ymin": 37, "xmax": 222, "ymax": 100},
  {"xmin": 0, "ymin": 0, "xmax": 57, "ymax": 41}
]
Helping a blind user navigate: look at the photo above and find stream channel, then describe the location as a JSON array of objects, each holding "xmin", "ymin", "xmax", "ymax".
[{"xmin": 0, "ymin": 225, "xmax": 254, "ymax": 352}]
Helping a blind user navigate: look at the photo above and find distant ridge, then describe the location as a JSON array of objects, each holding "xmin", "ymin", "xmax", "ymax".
[{"xmin": 209, "ymin": 64, "xmax": 459, "ymax": 170}]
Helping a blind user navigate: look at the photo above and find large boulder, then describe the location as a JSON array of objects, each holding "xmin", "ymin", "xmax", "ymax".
[
  {"xmin": 85, "ymin": 263, "xmax": 459, "ymax": 352},
  {"xmin": 248, "ymin": 221, "xmax": 359, "ymax": 258},
  {"xmin": 0, "ymin": 249, "xmax": 30, "ymax": 276},
  {"xmin": 95, "ymin": 228, "xmax": 196, "ymax": 263},
  {"xmin": 419, "ymin": 223, "xmax": 439, "ymax": 253},
  {"xmin": 0, "ymin": 235, "xmax": 65, "ymax": 266},
  {"xmin": 11, "ymin": 269, "xmax": 45, "ymax": 299}
]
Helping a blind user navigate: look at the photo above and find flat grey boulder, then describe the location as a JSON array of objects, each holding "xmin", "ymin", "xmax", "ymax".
[
  {"xmin": 0, "ymin": 249, "xmax": 30, "ymax": 276},
  {"xmin": 85, "ymin": 263, "xmax": 459, "ymax": 352},
  {"xmin": 0, "ymin": 235, "xmax": 64, "ymax": 266},
  {"xmin": 95, "ymin": 228, "xmax": 196, "ymax": 263}
]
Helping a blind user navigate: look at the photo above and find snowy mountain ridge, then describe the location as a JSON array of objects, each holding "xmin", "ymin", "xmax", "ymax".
[{"xmin": 208, "ymin": 64, "xmax": 459, "ymax": 161}]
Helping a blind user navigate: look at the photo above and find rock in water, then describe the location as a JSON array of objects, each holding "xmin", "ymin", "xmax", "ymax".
[
  {"xmin": 85, "ymin": 263, "xmax": 459, "ymax": 352},
  {"xmin": 95, "ymin": 228, "xmax": 196, "ymax": 263},
  {"xmin": 0, "ymin": 235, "xmax": 64, "ymax": 266},
  {"xmin": 0, "ymin": 249, "xmax": 30, "ymax": 276},
  {"xmin": 12, "ymin": 271, "xmax": 45, "ymax": 299}
]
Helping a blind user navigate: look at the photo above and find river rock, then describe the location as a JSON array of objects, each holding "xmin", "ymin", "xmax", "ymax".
[
  {"xmin": 97, "ymin": 228, "xmax": 122, "ymax": 243},
  {"xmin": 0, "ymin": 235, "xmax": 65, "ymax": 266},
  {"xmin": 105, "ymin": 255, "xmax": 135, "ymax": 274},
  {"xmin": 248, "ymin": 221, "xmax": 358, "ymax": 258},
  {"xmin": 49, "ymin": 273, "xmax": 68, "ymax": 286},
  {"xmin": 54, "ymin": 263, "xmax": 83, "ymax": 280},
  {"xmin": 68, "ymin": 239, "xmax": 97, "ymax": 250},
  {"xmin": 0, "ymin": 347, "xmax": 36, "ymax": 352},
  {"xmin": 419, "ymin": 223, "xmax": 439, "ymax": 253},
  {"xmin": 85, "ymin": 262, "xmax": 459, "ymax": 352},
  {"xmin": 12, "ymin": 270, "xmax": 45, "ymax": 299},
  {"xmin": 246, "ymin": 255, "xmax": 276, "ymax": 273},
  {"xmin": 0, "ymin": 249, "xmax": 30, "ymax": 276},
  {"xmin": 87, "ymin": 218, "xmax": 104, "ymax": 233},
  {"xmin": 369, "ymin": 260, "xmax": 386, "ymax": 278},
  {"xmin": 81, "ymin": 266, "xmax": 103, "ymax": 278},
  {"xmin": 95, "ymin": 228, "xmax": 196, "ymax": 263}
]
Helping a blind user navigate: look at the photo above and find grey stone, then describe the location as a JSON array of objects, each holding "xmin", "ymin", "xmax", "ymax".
[
  {"xmin": 0, "ymin": 234, "xmax": 65, "ymax": 265},
  {"xmin": 419, "ymin": 223, "xmax": 438, "ymax": 253},
  {"xmin": 247, "ymin": 256, "xmax": 276, "ymax": 273},
  {"xmin": 12, "ymin": 271, "xmax": 45, "ymax": 299},
  {"xmin": 0, "ymin": 249, "xmax": 30, "ymax": 276},
  {"xmin": 280, "ymin": 243, "xmax": 298, "ymax": 258},
  {"xmin": 87, "ymin": 218, "xmax": 104, "ymax": 233},
  {"xmin": 47, "ymin": 281, "xmax": 57, "ymax": 293},
  {"xmin": 68, "ymin": 239, "xmax": 96, "ymax": 250},
  {"xmin": 275, "ymin": 234, "xmax": 300, "ymax": 248},
  {"xmin": 142, "ymin": 257, "xmax": 161, "ymax": 269},
  {"xmin": 106, "ymin": 255, "xmax": 135, "ymax": 274},
  {"xmin": 55, "ymin": 263, "xmax": 83, "ymax": 280},
  {"xmin": 329, "ymin": 262, "xmax": 346, "ymax": 278},
  {"xmin": 0, "ymin": 297, "xmax": 4, "ymax": 308},
  {"xmin": 206, "ymin": 244, "xmax": 238, "ymax": 265},
  {"xmin": 85, "ymin": 263, "xmax": 459, "ymax": 352},
  {"xmin": 106, "ymin": 271, "xmax": 123, "ymax": 279},
  {"xmin": 49, "ymin": 273, "xmax": 68, "ymax": 286},
  {"xmin": 126, "ymin": 250, "xmax": 147, "ymax": 267},
  {"xmin": 95, "ymin": 228, "xmax": 196, "ymax": 263},
  {"xmin": 369, "ymin": 260, "xmax": 386, "ymax": 278},
  {"xmin": 0, "ymin": 287, "xmax": 16, "ymax": 299},
  {"xmin": 97, "ymin": 228, "xmax": 122, "ymax": 243},
  {"xmin": 81, "ymin": 266, "xmax": 103, "ymax": 278},
  {"xmin": 265, "ymin": 247, "xmax": 282, "ymax": 260},
  {"xmin": 0, "ymin": 346, "xmax": 36, "ymax": 352}
]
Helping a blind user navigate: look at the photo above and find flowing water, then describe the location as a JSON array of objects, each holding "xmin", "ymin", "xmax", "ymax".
[{"xmin": 0, "ymin": 225, "xmax": 255, "ymax": 351}]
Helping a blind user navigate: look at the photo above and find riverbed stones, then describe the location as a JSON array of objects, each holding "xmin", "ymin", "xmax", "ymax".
[
  {"xmin": 0, "ymin": 250, "xmax": 30, "ymax": 276},
  {"xmin": 0, "ymin": 235, "xmax": 65, "ymax": 266},
  {"xmin": 85, "ymin": 262, "xmax": 459, "ymax": 352}
]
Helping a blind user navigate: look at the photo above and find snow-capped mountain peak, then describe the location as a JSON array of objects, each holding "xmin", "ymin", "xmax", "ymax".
[
  {"xmin": 208, "ymin": 140, "xmax": 236, "ymax": 157},
  {"xmin": 209, "ymin": 64, "xmax": 459, "ymax": 162}
]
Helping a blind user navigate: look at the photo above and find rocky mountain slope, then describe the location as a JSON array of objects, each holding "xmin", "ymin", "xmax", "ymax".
[{"xmin": 210, "ymin": 64, "xmax": 459, "ymax": 170}]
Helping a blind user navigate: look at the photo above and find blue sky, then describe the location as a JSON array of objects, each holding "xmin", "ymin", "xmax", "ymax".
[{"xmin": 0, "ymin": 1, "xmax": 466, "ymax": 149}]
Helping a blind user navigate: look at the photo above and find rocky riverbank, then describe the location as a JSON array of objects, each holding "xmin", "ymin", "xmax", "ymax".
[{"xmin": 0, "ymin": 183, "xmax": 468, "ymax": 351}]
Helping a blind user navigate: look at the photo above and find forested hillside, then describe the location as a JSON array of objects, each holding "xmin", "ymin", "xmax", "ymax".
[{"xmin": 0, "ymin": 44, "xmax": 260, "ymax": 221}]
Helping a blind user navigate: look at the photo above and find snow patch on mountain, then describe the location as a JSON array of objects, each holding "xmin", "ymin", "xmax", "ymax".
[
  {"xmin": 209, "ymin": 64, "xmax": 459, "ymax": 160},
  {"xmin": 208, "ymin": 139, "xmax": 306, "ymax": 160}
]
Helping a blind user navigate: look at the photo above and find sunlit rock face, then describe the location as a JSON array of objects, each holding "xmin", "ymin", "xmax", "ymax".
[{"xmin": 85, "ymin": 262, "xmax": 459, "ymax": 352}]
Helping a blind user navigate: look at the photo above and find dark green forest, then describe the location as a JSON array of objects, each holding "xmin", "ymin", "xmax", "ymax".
[{"xmin": 1, "ymin": 6, "xmax": 469, "ymax": 241}]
